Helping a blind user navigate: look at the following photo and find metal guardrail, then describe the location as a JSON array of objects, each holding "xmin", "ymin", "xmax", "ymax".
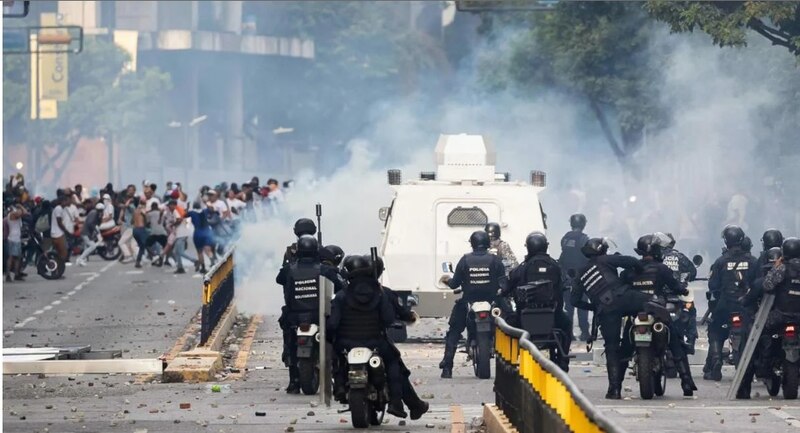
[
  {"xmin": 200, "ymin": 248, "xmax": 235, "ymax": 346},
  {"xmin": 494, "ymin": 317, "xmax": 626, "ymax": 433}
]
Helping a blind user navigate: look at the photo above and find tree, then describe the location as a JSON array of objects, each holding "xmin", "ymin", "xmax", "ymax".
[
  {"xmin": 477, "ymin": 2, "xmax": 666, "ymax": 173},
  {"xmin": 646, "ymin": 1, "xmax": 800, "ymax": 56},
  {"xmin": 3, "ymin": 37, "xmax": 172, "ymax": 186}
]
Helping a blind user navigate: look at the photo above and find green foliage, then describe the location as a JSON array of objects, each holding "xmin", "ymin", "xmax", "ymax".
[
  {"xmin": 2, "ymin": 37, "xmax": 172, "ymax": 152},
  {"xmin": 646, "ymin": 1, "xmax": 800, "ymax": 56}
]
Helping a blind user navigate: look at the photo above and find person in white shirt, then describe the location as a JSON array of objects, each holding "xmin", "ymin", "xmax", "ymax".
[
  {"xmin": 50, "ymin": 195, "xmax": 70, "ymax": 262},
  {"xmin": 226, "ymin": 190, "xmax": 246, "ymax": 219},
  {"xmin": 5, "ymin": 201, "xmax": 28, "ymax": 281},
  {"xmin": 99, "ymin": 194, "xmax": 116, "ymax": 232}
]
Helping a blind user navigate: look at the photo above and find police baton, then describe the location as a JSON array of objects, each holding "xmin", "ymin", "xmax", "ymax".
[
  {"xmin": 315, "ymin": 203, "xmax": 323, "ymax": 245},
  {"xmin": 370, "ymin": 247, "xmax": 379, "ymax": 279}
]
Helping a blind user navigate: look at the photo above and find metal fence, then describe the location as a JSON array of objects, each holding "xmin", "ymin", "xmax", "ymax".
[
  {"xmin": 494, "ymin": 317, "xmax": 626, "ymax": 433},
  {"xmin": 200, "ymin": 248, "xmax": 235, "ymax": 346}
]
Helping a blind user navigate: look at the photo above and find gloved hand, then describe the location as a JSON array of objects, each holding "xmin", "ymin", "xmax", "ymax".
[
  {"xmin": 681, "ymin": 288, "xmax": 690, "ymax": 297},
  {"xmin": 439, "ymin": 275, "xmax": 452, "ymax": 286},
  {"xmin": 705, "ymin": 291, "xmax": 712, "ymax": 301}
]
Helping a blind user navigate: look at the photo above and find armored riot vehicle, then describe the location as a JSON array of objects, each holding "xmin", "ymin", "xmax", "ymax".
[{"xmin": 378, "ymin": 134, "xmax": 548, "ymax": 322}]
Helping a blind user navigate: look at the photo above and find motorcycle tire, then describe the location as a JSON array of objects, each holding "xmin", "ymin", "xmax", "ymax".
[
  {"xmin": 98, "ymin": 238, "xmax": 121, "ymax": 261},
  {"xmin": 637, "ymin": 348, "xmax": 656, "ymax": 400},
  {"xmin": 654, "ymin": 369, "xmax": 666, "ymax": 397},
  {"xmin": 766, "ymin": 374, "xmax": 781, "ymax": 397},
  {"xmin": 349, "ymin": 389, "xmax": 371, "ymax": 429},
  {"xmin": 783, "ymin": 360, "xmax": 799, "ymax": 400},
  {"xmin": 37, "ymin": 252, "xmax": 65, "ymax": 280},
  {"xmin": 474, "ymin": 332, "xmax": 492, "ymax": 379},
  {"xmin": 369, "ymin": 406, "xmax": 385, "ymax": 426},
  {"xmin": 298, "ymin": 358, "xmax": 319, "ymax": 395}
]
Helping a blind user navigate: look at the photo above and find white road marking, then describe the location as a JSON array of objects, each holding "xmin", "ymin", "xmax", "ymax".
[
  {"xmin": 769, "ymin": 408, "xmax": 800, "ymax": 428},
  {"xmin": 4, "ymin": 330, "xmax": 13, "ymax": 336},
  {"xmin": 13, "ymin": 262, "xmax": 116, "ymax": 329},
  {"xmin": 125, "ymin": 270, "xmax": 144, "ymax": 275}
]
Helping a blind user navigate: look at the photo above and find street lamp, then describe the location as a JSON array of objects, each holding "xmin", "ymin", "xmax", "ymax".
[{"xmin": 169, "ymin": 115, "xmax": 208, "ymax": 186}]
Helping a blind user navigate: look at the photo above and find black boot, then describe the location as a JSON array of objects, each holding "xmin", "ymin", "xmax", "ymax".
[
  {"xmin": 703, "ymin": 339, "xmax": 723, "ymax": 381},
  {"xmin": 402, "ymin": 379, "xmax": 429, "ymax": 420},
  {"xmin": 439, "ymin": 343, "xmax": 456, "ymax": 379},
  {"xmin": 286, "ymin": 366, "xmax": 300, "ymax": 394},
  {"xmin": 387, "ymin": 398, "xmax": 408, "ymax": 419},
  {"xmin": 605, "ymin": 361, "xmax": 622, "ymax": 400},
  {"xmin": 676, "ymin": 358, "xmax": 698, "ymax": 397}
]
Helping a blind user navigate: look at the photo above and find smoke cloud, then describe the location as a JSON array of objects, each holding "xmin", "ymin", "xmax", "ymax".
[{"xmin": 234, "ymin": 9, "xmax": 800, "ymax": 316}]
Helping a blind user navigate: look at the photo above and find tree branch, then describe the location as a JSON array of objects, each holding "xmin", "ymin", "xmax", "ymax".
[
  {"xmin": 588, "ymin": 98, "xmax": 626, "ymax": 160},
  {"xmin": 748, "ymin": 18, "xmax": 799, "ymax": 54}
]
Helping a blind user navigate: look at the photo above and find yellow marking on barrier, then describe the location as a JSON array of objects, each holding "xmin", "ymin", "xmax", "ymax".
[
  {"xmin": 202, "ymin": 256, "xmax": 234, "ymax": 305},
  {"xmin": 518, "ymin": 347, "xmax": 605, "ymax": 433},
  {"xmin": 510, "ymin": 337, "xmax": 519, "ymax": 365}
]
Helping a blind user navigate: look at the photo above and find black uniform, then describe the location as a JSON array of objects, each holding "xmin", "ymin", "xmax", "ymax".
[
  {"xmin": 502, "ymin": 252, "xmax": 571, "ymax": 370},
  {"xmin": 704, "ymin": 246, "xmax": 758, "ymax": 380},
  {"xmin": 662, "ymin": 246, "xmax": 699, "ymax": 350},
  {"xmin": 559, "ymin": 229, "xmax": 591, "ymax": 338},
  {"xmin": 440, "ymin": 250, "xmax": 506, "ymax": 370},
  {"xmin": 571, "ymin": 254, "xmax": 670, "ymax": 398},
  {"xmin": 328, "ymin": 276, "xmax": 402, "ymax": 404},
  {"xmin": 276, "ymin": 258, "xmax": 343, "ymax": 373}
]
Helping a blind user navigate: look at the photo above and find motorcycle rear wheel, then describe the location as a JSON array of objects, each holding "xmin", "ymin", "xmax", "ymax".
[
  {"xmin": 349, "ymin": 389, "xmax": 371, "ymax": 429},
  {"xmin": 783, "ymin": 360, "xmax": 799, "ymax": 400},
  {"xmin": 298, "ymin": 358, "xmax": 319, "ymax": 395},
  {"xmin": 37, "ymin": 252, "xmax": 65, "ymax": 280},
  {"xmin": 637, "ymin": 348, "xmax": 655, "ymax": 400},
  {"xmin": 474, "ymin": 333, "xmax": 492, "ymax": 379}
]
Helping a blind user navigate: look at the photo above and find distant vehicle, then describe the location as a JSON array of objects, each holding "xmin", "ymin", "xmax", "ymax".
[{"xmin": 378, "ymin": 134, "xmax": 548, "ymax": 320}]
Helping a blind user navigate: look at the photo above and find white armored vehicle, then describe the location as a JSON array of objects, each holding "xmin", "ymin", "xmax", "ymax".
[{"xmin": 378, "ymin": 134, "xmax": 548, "ymax": 319}]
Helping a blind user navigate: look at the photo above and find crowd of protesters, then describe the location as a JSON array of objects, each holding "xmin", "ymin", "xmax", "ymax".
[{"xmin": 3, "ymin": 173, "xmax": 287, "ymax": 282}]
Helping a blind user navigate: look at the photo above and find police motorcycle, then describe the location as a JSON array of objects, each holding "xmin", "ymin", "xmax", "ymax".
[
  {"xmin": 777, "ymin": 322, "xmax": 800, "ymax": 399},
  {"xmin": 344, "ymin": 347, "xmax": 389, "ymax": 428},
  {"xmin": 623, "ymin": 307, "xmax": 671, "ymax": 400},
  {"xmin": 515, "ymin": 281, "xmax": 571, "ymax": 371},
  {"xmin": 440, "ymin": 262, "xmax": 502, "ymax": 379},
  {"xmin": 295, "ymin": 313, "xmax": 321, "ymax": 395},
  {"xmin": 663, "ymin": 293, "xmax": 695, "ymax": 379}
]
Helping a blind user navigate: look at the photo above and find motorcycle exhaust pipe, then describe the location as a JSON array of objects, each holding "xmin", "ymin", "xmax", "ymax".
[
  {"xmin": 653, "ymin": 322, "xmax": 666, "ymax": 333},
  {"xmin": 491, "ymin": 307, "xmax": 502, "ymax": 318},
  {"xmin": 368, "ymin": 357, "xmax": 386, "ymax": 388},
  {"xmin": 368, "ymin": 356, "xmax": 382, "ymax": 369},
  {"xmin": 315, "ymin": 333, "xmax": 321, "ymax": 343}
]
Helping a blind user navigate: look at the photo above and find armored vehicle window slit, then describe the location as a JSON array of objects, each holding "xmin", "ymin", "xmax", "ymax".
[{"xmin": 447, "ymin": 207, "xmax": 488, "ymax": 227}]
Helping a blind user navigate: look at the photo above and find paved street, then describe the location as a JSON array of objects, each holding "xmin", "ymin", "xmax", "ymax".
[{"xmin": 4, "ymin": 272, "xmax": 798, "ymax": 433}]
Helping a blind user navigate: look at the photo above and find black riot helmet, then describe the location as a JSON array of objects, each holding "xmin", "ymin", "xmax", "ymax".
[
  {"xmin": 470, "ymin": 230, "xmax": 491, "ymax": 251},
  {"xmin": 742, "ymin": 236, "xmax": 753, "ymax": 253},
  {"xmin": 485, "ymin": 222, "xmax": 501, "ymax": 241},
  {"xmin": 525, "ymin": 232, "xmax": 549, "ymax": 256},
  {"xmin": 582, "ymin": 238, "xmax": 609, "ymax": 257},
  {"xmin": 569, "ymin": 214, "xmax": 587, "ymax": 230},
  {"xmin": 765, "ymin": 247, "xmax": 783, "ymax": 266},
  {"xmin": 293, "ymin": 218, "xmax": 317, "ymax": 237},
  {"xmin": 635, "ymin": 234, "xmax": 663, "ymax": 260},
  {"xmin": 322, "ymin": 245, "xmax": 345, "ymax": 267},
  {"xmin": 721, "ymin": 225, "xmax": 745, "ymax": 248},
  {"xmin": 342, "ymin": 255, "xmax": 372, "ymax": 279},
  {"xmin": 665, "ymin": 232, "xmax": 677, "ymax": 249},
  {"xmin": 783, "ymin": 237, "xmax": 800, "ymax": 260},
  {"xmin": 296, "ymin": 235, "xmax": 319, "ymax": 258},
  {"xmin": 762, "ymin": 229, "xmax": 784, "ymax": 251}
]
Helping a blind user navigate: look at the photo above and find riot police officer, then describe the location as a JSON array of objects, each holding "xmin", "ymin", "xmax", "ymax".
[
  {"xmin": 659, "ymin": 233, "xmax": 699, "ymax": 352},
  {"xmin": 501, "ymin": 232, "xmax": 571, "ymax": 371},
  {"xmin": 328, "ymin": 255, "xmax": 407, "ymax": 418},
  {"xmin": 485, "ymin": 222, "xmax": 518, "ymax": 275},
  {"xmin": 276, "ymin": 235, "xmax": 343, "ymax": 393},
  {"xmin": 558, "ymin": 214, "xmax": 591, "ymax": 341},
  {"xmin": 321, "ymin": 244, "xmax": 345, "ymax": 268},
  {"xmin": 438, "ymin": 231, "xmax": 506, "ymax": 379},
  {"xmin": 703, "ymin": 225, "xmax": 758, "ymax": 381},
  {"xmin": 282, "ymin": 218, "xmax": 317, "ymax": 266},
  {"xmin": 749, "ymin": 229, "xmax": 784, "ymax": 284},
  {"xmin": 622, "ymin": 234, "xmax": 697, "ymax": 396},
  {"xmin": 570, "ymin": 238, "xmax": 671, "ymax": 399},
  {"xmin": 736, "ymin": 246, "xmax": 784, "ymax": 398}
]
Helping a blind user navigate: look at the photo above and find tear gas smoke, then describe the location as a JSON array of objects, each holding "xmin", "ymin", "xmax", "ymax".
[{"xmin": 232, "ymin": 15, "xmax": 799, "ymax": 316}]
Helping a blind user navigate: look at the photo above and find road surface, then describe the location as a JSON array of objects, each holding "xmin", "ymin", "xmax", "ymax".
[{"xmin": 4, "ymin": 266, "xmax": 798, "ymax": 432}]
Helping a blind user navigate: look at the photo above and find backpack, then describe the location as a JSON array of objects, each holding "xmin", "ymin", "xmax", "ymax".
[{"xmin": 35, "ymin": 213, "xmax": 50, "ymax": 234}]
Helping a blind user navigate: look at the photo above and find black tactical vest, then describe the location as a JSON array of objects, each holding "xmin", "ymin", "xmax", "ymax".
[
  {"xmin": 776, "ymin": 261, "xmax": 800, "ymax": 313},
  {"xmin": 336, "ymin": 281, "xmax": 383, "ymax": 341},
  {"xmin": 464, "ymin": 253, "xmax": 497, "ymax": 302},
  {"xmin": 630, "ymin": 262, "xmax": 660, "ymax": 296},
  {"xmin": 579, "ymin": 263, "xmax": 612, "ymax": 302},
  {"xmin": 516, "ymin": 257, "xmax": 557, "ymax": 307},
  {"xmin": 287, "ymin": 262, "xmax": 320, "ymax": 312},
  {"xmin": 719, "ymin": 252, "xmax": 751, "ymax": 301}
]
